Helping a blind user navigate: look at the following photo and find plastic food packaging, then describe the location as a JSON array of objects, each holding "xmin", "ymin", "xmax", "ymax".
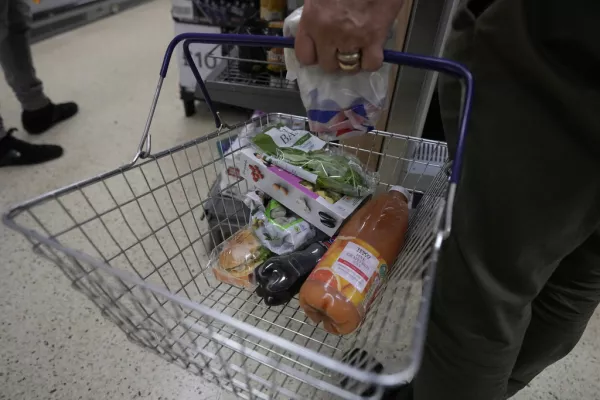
[
  {"xmin": 248, "ymin": 124, "xmax": 378, "ymax": 197},
  {"xmin": 225, "ymin": 146, "xmax": 368, "ymax": 235},
  {"xmin": 254, "ymin": 238, "xmax": 334, "ymax": 306},
  {"xmin": 283, "ymin": 7, "xmax": 393, "ymax": 141},
  {"xmin": 250, "ymin": 195, "xmax": 316, "ymax": 255},
  {"xmin": 209, "ymin": 228, "xmax": 272, "ymax": 289},
  {"xmin": 298, "ymin": 186, "xmax": 410, "ymax": 335}
]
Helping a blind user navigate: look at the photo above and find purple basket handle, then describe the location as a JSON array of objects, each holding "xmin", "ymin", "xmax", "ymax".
[{"xmin": 136, "ymin": 33, "xmax": 473, "ymax": 235}]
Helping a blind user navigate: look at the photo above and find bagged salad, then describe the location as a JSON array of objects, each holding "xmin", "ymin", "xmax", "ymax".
[
  {"xmin": 245, "ymin": 190, "xmax": 316, "ymax": 255},
  {"xmin": 246, "ymin": 124, "xmax": 377, "ymax": 197},
  {"xmin": 283, "ymin": 7, "xmax": 394, "ymax": 141}
]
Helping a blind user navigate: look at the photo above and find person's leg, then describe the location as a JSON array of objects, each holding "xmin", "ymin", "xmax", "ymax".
[
  {"xmin": 0, "ymin": 2, "xmax": 64, "ymax": 167},
  {"xmin": 0, "ymin": 0, "xmax": 77, "ymax": 135},
  {"xmin": 506, "ymin": 229, "xmax": 600, "ymax": 398},
  {"xmin": 0, "ymin": 0, "xmax": 49, "ymax": 110},
  {"xmin": 413, "ymin": 0, "xmax": 600, "ymax": 399}
]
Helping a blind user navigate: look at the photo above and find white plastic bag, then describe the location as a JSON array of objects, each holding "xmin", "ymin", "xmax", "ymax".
[{"xmin": 284, "ymin": 7, "xmax": 394, "ymax": 141}]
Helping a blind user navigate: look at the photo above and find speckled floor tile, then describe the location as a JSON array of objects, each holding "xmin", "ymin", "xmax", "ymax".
[{"xmin": 0, "ymin": 1, "xmax": 599, "ymax": 400}]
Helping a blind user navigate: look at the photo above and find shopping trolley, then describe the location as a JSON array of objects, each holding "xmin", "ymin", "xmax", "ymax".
[{"xmin": 3, "ymin": 34, "xmax": 472, "ymax": 400}]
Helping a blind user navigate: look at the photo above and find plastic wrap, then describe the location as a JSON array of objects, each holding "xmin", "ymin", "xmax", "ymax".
[
  {"xmin": 284, "ymin": 7, "xmax": 392, "ymax": 141},
  {"xmin": 245, "ymin": 190, "xmax": 316, "ymax": 255},
  {"xmin": 252, "ymin": 198, "xmax": 316, "ymax": 255},
  {"xmin": 232, "ymin": 147, "xmax": 371, "ymax": 236},
  {"xmin": 246, "ymin": 124, "xmax": 378, "ymax": 197},
  {"xmin": 208, "ymin": 228, "xmax": 272, "ymax": 289}
]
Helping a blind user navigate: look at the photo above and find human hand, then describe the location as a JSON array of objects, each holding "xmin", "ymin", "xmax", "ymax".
[{"xmin": 294, "ymin": 0, "xmax": 404, "ymax": 72}]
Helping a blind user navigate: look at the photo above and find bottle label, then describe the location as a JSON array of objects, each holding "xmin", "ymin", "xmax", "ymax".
[{"xmin": 307, "ymin": 238, "xmax": 387, "ymax": 308}]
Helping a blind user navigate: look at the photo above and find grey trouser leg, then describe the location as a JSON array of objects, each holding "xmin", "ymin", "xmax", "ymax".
[
  {"xmin": 413, "ymin": 0, "xmax": 600, "ymax": 399},
  {"xmin": 0, "ymin": 0, "xmax": 49, "ymax": 113}
]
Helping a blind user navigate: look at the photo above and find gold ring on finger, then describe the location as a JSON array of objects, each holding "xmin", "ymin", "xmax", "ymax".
[
  {"xmin": 336, "ymin": 51, "xmax": 361, "ymax": 64},
  {"xmin": 336, "ymin": 50, "xmax": 361, "ymax": 71}
]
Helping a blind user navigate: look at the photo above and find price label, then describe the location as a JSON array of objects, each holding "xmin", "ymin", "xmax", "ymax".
[{"xmin": 174, "ymin": 23, "xmax": 222, "ymax": 92}]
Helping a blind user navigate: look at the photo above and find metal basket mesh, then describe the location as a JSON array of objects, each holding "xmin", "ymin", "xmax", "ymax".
[{"xmin": 4, "ymin": 113, "xmax": 449, "ymax": 400}]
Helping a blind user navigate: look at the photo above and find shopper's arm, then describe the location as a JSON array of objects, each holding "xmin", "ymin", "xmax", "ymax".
[{"xmin": 295, "ymin": 0, "xmax": 404, "ymax": 72}]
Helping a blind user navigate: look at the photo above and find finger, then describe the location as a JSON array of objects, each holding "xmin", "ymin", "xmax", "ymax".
[
  {"xmin": 294, "ymin": 21, "xmax": 317, "ymax": 66},
  {"xmin": 316, "ymin": 41, "xmax": 339, "ymax": 73},
  {"xmin": 361, "ymin": 44, "xmax": 385, "ymax": 72}
]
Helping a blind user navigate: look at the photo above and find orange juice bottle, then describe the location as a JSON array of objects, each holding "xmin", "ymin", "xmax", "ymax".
[{"xmin": 298, "ymin": 186, "xmax": 410, "ymax": 335}]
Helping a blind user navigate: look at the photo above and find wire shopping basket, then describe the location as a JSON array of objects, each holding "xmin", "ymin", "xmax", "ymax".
[{"xmin": 3, "ymin": 34, "xmax": 472, "ymax": 400}]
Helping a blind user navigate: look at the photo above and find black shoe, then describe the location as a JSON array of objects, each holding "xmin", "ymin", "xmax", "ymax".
[
  {"xmin": 22, "ymin": 101, "xmax": 79, "ymax": 134},
  {"xmin": 0, "ymin": 129, "xmax": 63, "ymax": 167}
]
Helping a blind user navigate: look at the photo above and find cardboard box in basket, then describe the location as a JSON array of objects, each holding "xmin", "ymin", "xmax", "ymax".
[{"xmin": 230, "ymin": 147, "xmax": 367, "ymax": 236}]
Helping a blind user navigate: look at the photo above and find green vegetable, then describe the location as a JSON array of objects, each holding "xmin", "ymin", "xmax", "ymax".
[
  {"xmin": 255, "ymin": 246, "xmax": 272, "ymax": 264},
  {"xmin": 251, "ymin": 128, "xmax": 375, "ymax": 197}
]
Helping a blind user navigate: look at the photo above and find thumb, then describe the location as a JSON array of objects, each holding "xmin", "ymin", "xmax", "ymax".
[{"xmin": 294, "ymin": 21, "xmax": 317, "ymax": 66}]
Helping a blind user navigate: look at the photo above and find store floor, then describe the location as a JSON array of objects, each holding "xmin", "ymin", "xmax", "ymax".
[{"xmin": 0, "ymin": 1, "xmax": 598, "ymax": 399}]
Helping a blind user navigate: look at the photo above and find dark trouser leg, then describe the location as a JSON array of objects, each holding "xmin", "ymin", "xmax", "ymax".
[
  {"xmin": 0, "ymin": 2, "xmax": 6, "ymax": 140},
  {"xmin": 506, "ymin": 230, "xmax": 600, "ymax": 398},
  {"xmin": 0, "ymin": 0, "xmax": 49, "ymax": 111},
  {"xmin": 413, "ymin": 0, "xmax": 600, "ymax": 399},
  {"xmin": 0, "ymin": 113, "xmax": 5, "ymax": 139}
]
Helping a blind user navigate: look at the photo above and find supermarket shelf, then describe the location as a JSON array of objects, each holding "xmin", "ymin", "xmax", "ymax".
[
  {"xmin": 199, "ymin": 47, "xmax": 305, "ymax": 115},
  {"xmin": 31, "ymin": 0, "xmax": 152, "ymax": 43}
]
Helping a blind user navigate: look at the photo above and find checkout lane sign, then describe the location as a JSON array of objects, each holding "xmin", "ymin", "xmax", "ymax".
[{"xmin": 174, "ymin": 23, "xmax": 222, "ymax": 92}]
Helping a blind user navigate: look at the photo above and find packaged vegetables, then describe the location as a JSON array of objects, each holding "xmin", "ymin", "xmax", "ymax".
[
  {"xmin": 228, "ymin": 147, "xmax": 369, "ymax": 236},
  {"xmin": 250, "ymin": 125, "xmax": 376, "ymax": 197},
  {"xmin": 247, "ymin": 191, "xmax": 316, "ymax": 255},
  {"xmin": 232, "ymin": 125, "xmax": 375, "ymax": 235}
]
